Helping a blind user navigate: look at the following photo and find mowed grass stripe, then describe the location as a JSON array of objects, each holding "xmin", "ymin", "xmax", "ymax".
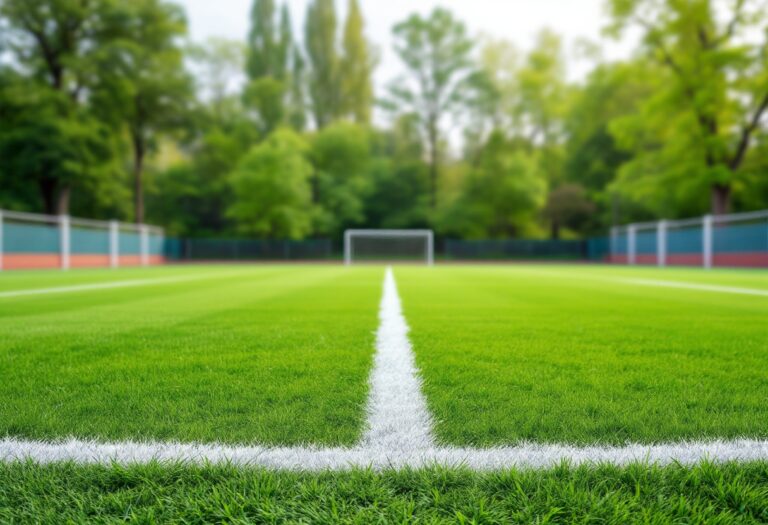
[
  {"xmin": 395, "ymin": 265, "xmax": 768, "ymax": 447},
  {"xmin": 0, "ymin": 266, "xmax": 382, "ymax": 446}
]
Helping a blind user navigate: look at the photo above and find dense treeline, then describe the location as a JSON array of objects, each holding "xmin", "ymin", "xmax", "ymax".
[{"xmin": 1, "ymin": 0, "xmax": 767, "ymax": 240}]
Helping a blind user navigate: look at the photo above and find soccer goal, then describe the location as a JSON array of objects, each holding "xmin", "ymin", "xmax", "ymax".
[{"xmin": 344, "ymin": 230, "xmax": 434, "ymax": 266}]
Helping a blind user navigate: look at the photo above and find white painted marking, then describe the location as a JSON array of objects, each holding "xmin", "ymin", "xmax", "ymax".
[
  {"xmin": 0, "ymin": 274, "xmax": 219, "ymax": 299},
  {"xmin": 2, "ymin": 268, "xmax": 768, "ymax": 470},
  {"xmin": 361, "ymin": 267, "xmax": 435, "ymax": 451},
  {"xmin": 614, "ymin": 277, "xmax": 768, "ymax": 297},
  {"xmin": 2, "ymin": 438, "xmax": 768, "ymax": 471}
]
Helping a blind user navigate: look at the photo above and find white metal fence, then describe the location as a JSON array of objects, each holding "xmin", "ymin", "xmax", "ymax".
[
  {"xmin": 0, "ymin": 209, "xmax": 165, "ymax": 271},
  {"xmin": 610, "ymin": 209, "xmax": 768, "ymax": 268}
]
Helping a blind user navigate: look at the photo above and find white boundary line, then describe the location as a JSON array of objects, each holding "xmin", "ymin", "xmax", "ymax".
[
  {"xmin": 613, "ymin": 277, "xmax": 768, "ymax": 297},
  {"xmin": 0, "ymin": 272, "xmax": 263, "ymax": 299},
  {"xmin": 2, "ymin": 268, "xmax": 768, "ymax": 470},
  {"xmin": 2, "ymin": 438, "xmax": 767, "ymax": 470}
]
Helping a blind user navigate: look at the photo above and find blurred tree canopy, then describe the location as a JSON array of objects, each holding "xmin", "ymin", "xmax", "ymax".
[{"xmin": 1, "ymin": 0, "xmax": 767, "ymax": 240}]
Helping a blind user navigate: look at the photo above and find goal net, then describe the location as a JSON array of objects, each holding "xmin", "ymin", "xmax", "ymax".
[{"xmin": 344, "ymin": 230, "xmax": 434, "ymax": 265}]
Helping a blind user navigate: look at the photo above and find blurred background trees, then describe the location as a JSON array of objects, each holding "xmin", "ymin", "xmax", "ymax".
[{"xmin": 1, "ymin": 0, "xmax": 766, "ymax": 240}]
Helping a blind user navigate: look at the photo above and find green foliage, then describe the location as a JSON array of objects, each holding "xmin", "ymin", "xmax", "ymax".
[
  {"xmin": 0, "ymin": 0, "xmax": 125, "ymax": 215},
  {"xmin": 244, "ymin": 0, "xmax": 295, "ymax": 133},
  {"xmin": 542, "ymin": 184, "xmax": 595, "ymax": 239},
  {"xmin": 305, "ymin": 0, "xmax": 341, "ymax": 128},
  {"xmin": 387, "ymin": 8, "xmax": 477, "ymax": 209},
  {"xmin": 311, "ymin": 122, "xmax": 371, "ymax": 236},
  {"xmin": 187, "ymin": 37, "xmax": 246, "ymax": 122},
  {"xmin": 606, "ymin": 0, "xmax": 768, "ymax": 215},
  {"xmin": 98, "ymin": 0, "xmax": 192, "ymax": 223},
  {"xmin": 439, "ymin": 132, "xmax": 546, "ymax": 238},
  {"xmin": 0, "ymin": 72, "xmax": 123, "ymax": 216},
  {"xmin": 3, "ymin": 1, "xmax": 768, "ymax": 238},
  {"xmin": 229, "ymin": 129, "xmax": 315, "ymax": 239},
  {"xmin": 246, "ymin": 0, "xmax": 290, "ymax": 80},
  {"xmin": 564, "ymin": 61, "xmax": 660, "ymax": 227},
  {"xmin": 243, "ymin": 76, "xmax": 286, "ymax": 134},
  {"xmin": 340, "ymin": 0, "xmax": 375, "ymax": 124},
  {"xmin": 363, "ymin": 120, "xmax": 431, "ymax": 229}
]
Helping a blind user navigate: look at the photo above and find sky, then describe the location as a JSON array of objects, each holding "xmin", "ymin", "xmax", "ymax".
[{"xmin": 178, "ymin": 0, "xmax": 638, "ymax": 89}]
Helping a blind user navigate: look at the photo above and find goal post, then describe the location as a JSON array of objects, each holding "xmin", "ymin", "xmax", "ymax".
[{"xmin": 344, "ymin": 229, "xmax": 434, "ymax": 266}]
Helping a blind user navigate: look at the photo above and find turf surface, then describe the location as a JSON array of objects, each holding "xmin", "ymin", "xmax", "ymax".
[
  {"xmin": 2, "ymin": 461, "xmax": 767, "ymax": 523},
  {"xmin": 396, "ymin": 265, "xmax": 768, "ymax": 446},
  {"xmin": 0, "ymin": 265, "xmax": 381, "ymax": 445}
]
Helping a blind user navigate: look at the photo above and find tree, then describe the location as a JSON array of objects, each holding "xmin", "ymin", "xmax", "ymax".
[
  {"xmin": 0, "ymin": 77, "xmax": 120, "ymax": 216},
  {"xmin": 0, "ymin": 0, "xmax": 116, "ymax": 214},
  {"xmin": 187, "ymin": 38, "xmax": 246, "ymax": 123},
  {"xmin": 311, "ymin": 122, "xmax": 371, "ymax": 236},
  {"xmin": 564, "ymin": 61, "xmax": 659, "ymax": 227},
  {"xmin": 244, "ymin": 0, "xmax": 294, "ymax": 134},
  {"xmin": 363, "ymin": 117, "xmax": 430, "ymax": 229},
  {"xmin": 514, "ymin": 30, "xmax": 570, "ymax": 149},
  {"xmin": 305, "ymin": 0, "xmax": 341, "ymax": 128},
  {"xmin": 340, "ymin": 0, "xmax": 374, "ymax": 124},
  {"xmin": 439, "ymin": 131, "xmax": 546, "ymax": 238},
  {"xmin": 542, "ymin": 184, "xmax": 595, "ymax": 239},
  {"xmin": 246, "ymin": 0, "xmax": 290, "ymax": 80},
  {"xmin": 96, "ymin": 0, "xmax": 192, "ymax": 223},
  {"xmin": 386, "ymin": 8, "xmax": 476, "ymax": 209},
  {"xmin": 607, "ymin": 0, "xmax": 768, "ymax": 215},
  {"xmin": 288, "ymin": 46, "xmax": 307, "ymax": 130},
  {"xmin": 228, "ymin": 129, "xmax": 315, "ymax": 239}
]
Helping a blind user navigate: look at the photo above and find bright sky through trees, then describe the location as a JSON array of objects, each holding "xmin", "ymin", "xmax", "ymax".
[{"xmin": 179, "ymin": 0, "xmax": 638, "ymax": 88}]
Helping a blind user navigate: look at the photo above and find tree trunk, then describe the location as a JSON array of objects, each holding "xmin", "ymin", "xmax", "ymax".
[
  {"xmin": 710, "ymin": 184, "xmax": 731, "ymax": 216},
  {"xmin": 39, "ymin": 179, "xmax": 57, "ymax": 216},
  {"xmin": 550, "ymin": 220, "xmax": 560, "ymax": 240},
  {"xmin": 133, "ymin": 135, "xmax": 145, "ymax": 224},
  {"xmin": 56, "ymin": 186, "xmax": 71, "ymax": 216},
  {"xmin": 428, "ymin": 117, "xmax": 438, "ymax": 209}
]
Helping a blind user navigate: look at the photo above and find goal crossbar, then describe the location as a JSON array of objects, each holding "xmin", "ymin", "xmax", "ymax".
[{"xmin": 344, "ymin": 229, "xmax": 434, "ymax": 266}]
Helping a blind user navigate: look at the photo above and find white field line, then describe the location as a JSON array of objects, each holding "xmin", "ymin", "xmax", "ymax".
[
  {"xmin": 494, "ymin": 267, "xmax": 768, "ymax": 298},
  {"xmin": 0, "ymin": 274, "xmax": 235, "ymax": 299},
  {"xmin": 3, "ymin": 438, "xmax": 768, "ymax": 470},
  {"xmin": 361, "ymin": 268, "xmax": 435, "ymax": 451},
  {"xmin": 3, "ymin": 268, "xmax": 768, "ymax": 470},
  {"xmin": 612, "ymin": 277, "xmax": 768, "ymax": 297}
]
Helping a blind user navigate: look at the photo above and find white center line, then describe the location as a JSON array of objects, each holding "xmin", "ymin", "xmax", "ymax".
[
  {"xmin": 361, "ymin": 267, "xmax": 435, "ymax": 451},
  {"xmin": 2, "ymin": 267, "xmax": 768, "ymax": 470}
]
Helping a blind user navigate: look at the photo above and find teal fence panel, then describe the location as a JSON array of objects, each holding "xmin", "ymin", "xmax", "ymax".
[
  {"xmin": 587, "ymin": 237, "xmax": 609, "ymax": 260},
  {"xmin": 149, "ymin": 233, "xmax": 164, "ymax": 256},
  {"xmin": 636, "ymin": 230, "xmax": 656, "ymax": 255},
  {"xmin": 668, "ymin": 226, "xmax": 702, "ymax": 254},
  {"xmin": 119, "ymin": 231, "xmax": 141, "ymax": 255},
  {"xmin": 4, "ymin": 222, "xmax": 59, "ymax": 253},
  {"xmin": 71, "ymin": 226, "xmax": 109, "ymax": 255},
  {"xmin": 444, "ymin": 239, "xmax": 585, "ymax": 260},
  {"xmin": 713, "ymin": 222, "xmax": 768, "ymax": 253}
]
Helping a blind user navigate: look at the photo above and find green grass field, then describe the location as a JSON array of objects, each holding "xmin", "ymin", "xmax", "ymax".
[
  {"xmin": 397, "ymin": 265, "xmax": 768, "ymax": 446},
  {"xmin": 0, "ymin": 266, "xmax": 381, "ymax": 445},
  {"xmin": 2, "ymin": 263, "xmax": 767, "ymax": 521}
]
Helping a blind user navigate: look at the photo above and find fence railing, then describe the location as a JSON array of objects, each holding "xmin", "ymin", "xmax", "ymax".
[
  {"xmin": 0, "ymin": 209, "xmax": 165, "ymax": 271},
  {"xmin": 610, "ymin": 209, "xmax": 768, "ymax": 268},
  {"xmin": 165, "ymin": 238, "xmax": 333, "ymax": 261},
  {"xmin": 444, "ymin": 239, "xmax": 590, "ymax": 260}
]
